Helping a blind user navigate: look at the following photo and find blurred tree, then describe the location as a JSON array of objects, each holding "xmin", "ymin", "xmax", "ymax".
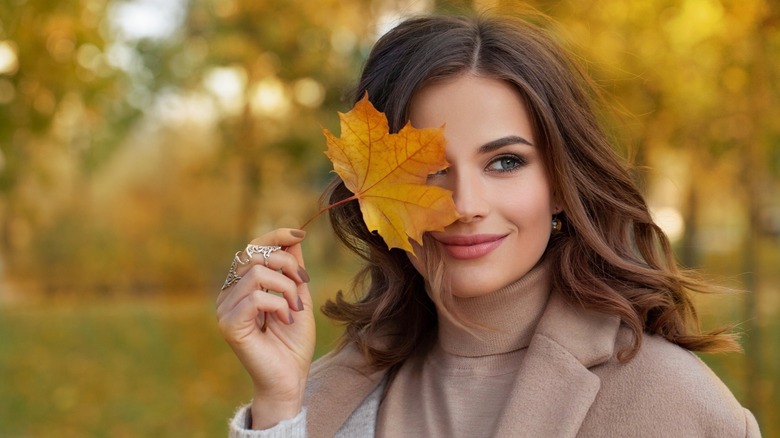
[
  {"xmin": 133, "ymin": 0, "xmax": 377, "ymax": 240},
  {"xmin": 1, "ymin": 0, "xmax": 383, "ymax": 296},
  {"xmin": 0, "ymin": 0, "xmax": 143, "ymax": 291},
  {"xmin": 735, "ymin": 2, "xmax": 778, "ymax": 424}
]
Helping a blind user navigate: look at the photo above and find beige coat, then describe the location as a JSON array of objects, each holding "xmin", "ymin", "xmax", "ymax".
[{"xmin": 302, "ymin": 291, "xmax": 760, "ymax": 437}]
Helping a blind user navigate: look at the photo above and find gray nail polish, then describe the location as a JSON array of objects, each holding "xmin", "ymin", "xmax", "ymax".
[{"xmin": 298, "ymin": 267, "xmax": 310, "ymax": 283}]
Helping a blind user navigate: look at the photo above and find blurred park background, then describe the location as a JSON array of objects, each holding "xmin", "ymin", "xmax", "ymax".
[{"xmin": 0, "ymin": 0, "xmax": 778, "ymax": 436}]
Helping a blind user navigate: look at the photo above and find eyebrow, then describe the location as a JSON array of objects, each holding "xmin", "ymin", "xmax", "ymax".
[{"xmin": 478, "ymin": 135, "xmax": 534, "ymax": 154}]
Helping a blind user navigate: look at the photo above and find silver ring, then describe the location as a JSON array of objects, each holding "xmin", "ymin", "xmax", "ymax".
[
  {"xmin": 234, "ymin": 250, "xmax": 250, "ymax": 265},
  {"xmin": 222, "ymin": 245, "xmax": 281, "ymax": 291},
  {"xmin": 221, "ymin": 256, "xmax": 242, "ymax": 290},
  {"xmin": 245, "ymin": 245, "xmax": 281, "ymax": 268}
]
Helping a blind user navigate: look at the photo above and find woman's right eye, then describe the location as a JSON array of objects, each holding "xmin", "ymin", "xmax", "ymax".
[{"xmin": 428, "ymin": 168, "xmax": 449, "ymax": 179}]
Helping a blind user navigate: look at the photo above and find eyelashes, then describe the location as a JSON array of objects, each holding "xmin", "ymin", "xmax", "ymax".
[
  {"xmin": 427, "ymin": 153, "xmax": 528, "ymax": 180},
  {"xmin": 485, "ymin": 154, "xmax": 526, "ymax": 173},
  {"xmin": 428, "ymin": 168, "xmax": 448, "ymax": 179}
]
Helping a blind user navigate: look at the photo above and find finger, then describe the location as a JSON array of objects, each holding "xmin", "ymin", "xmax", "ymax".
[
  {"xmin": 285, "ymin": 240, "xmax": 306, "ymax": 268},
  {"xmin": 236, "ymin": 249, "xmax": 309, "ymax": 285},
  {"xmin": 294, "ymin": 281, "xmax": 312, "ymax": 314},
  {"xmin": 239, "ymin": 290, "xmax": 295, "ymax": 327},
  {"xmin": 218, "ymin": 290, "xmax": 294, "ymax": 341},
  {"xmin": 224, "ymin": 250, "xmax": 306, "ymax": 312},
  {"xmin": 219, "ymin": 265, "xmax": 301, "ymax": 313},
  {"xmin": 249, "ymin": 228, "xmax": 306, "ymax": 248},
  {"xmin": 252, "ymin": 228, "xmax": 307, "ymax": 268},
  {"xmin": 216, "ymin": 228, "xmax": 308, "ymax": 307}
]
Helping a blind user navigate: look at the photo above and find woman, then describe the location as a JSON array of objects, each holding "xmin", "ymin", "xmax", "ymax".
[{"xmin": 217, "ymin": 14, "xmax": 760, "ymax": 437}]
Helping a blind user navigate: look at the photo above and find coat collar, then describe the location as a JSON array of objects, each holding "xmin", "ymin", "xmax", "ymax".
[
  {"xmin": 304, "ymin": 343, "xmax": 386, "ymax": 438},
  {"xmin": 304, "ymin": 290, "xmax": 621, "ymax": 438},
  {"xmin": 491, "ymin": 290, "xmax": 620, "ymax": 437}
]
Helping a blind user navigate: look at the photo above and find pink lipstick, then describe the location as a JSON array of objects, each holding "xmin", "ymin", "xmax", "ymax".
[{"xmin": 434, "ymin": 234, "xmax": 506, "ymax": 260}]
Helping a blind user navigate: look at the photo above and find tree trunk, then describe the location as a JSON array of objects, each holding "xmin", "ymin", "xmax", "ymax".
[
  {"xmin": 679, "ymin": 178, "xmax": 700, "ymax": 269},
  {"xmin": 237, "ymin": 100, "xmax": 262, "ymax": 241},
  {"xmin": 0, "ymin": 195, "xmax": 8, "ymax": 302}
]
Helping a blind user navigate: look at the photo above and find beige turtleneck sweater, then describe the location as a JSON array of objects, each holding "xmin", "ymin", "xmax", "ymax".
[{"xmin": 375, "ymin": 261, "xmax": 552, "ymax": 437}]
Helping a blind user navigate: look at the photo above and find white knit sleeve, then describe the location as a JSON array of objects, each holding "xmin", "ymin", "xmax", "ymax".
[{"xmin": 228, "ymin": 404, "xmax": 307, "ymax": 438}]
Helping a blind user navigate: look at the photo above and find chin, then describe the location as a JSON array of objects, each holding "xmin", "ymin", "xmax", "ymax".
[{"xmin": 448, "ymin": 277, "xmax": 503, "ymax": 298}]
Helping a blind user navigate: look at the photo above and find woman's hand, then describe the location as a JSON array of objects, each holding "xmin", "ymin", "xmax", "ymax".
[{"xmin": 216, "ymin": 228, "xmax": 315, "ymax": 429}]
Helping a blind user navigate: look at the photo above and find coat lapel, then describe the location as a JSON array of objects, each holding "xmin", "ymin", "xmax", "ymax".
[
  {"xmin": 304, "ymin": 291, "xmax": 621, "ymax": 437},
  {"xmin": 304, "ymin": 344, "xmax": 385, "ymax": 438},
  {"xmin": 493, "ymin": 291, "xmax": 621, "ymax": 437}
]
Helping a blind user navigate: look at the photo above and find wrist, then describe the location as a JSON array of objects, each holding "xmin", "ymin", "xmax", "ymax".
[{"xmin": 249, "ymin": 393, "xmax": 304, "ymax": 430}]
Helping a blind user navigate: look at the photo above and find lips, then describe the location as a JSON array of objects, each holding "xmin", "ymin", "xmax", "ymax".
[{"xmin": 434, "ymin": 234, "xmax": 507, "ymax": 260}]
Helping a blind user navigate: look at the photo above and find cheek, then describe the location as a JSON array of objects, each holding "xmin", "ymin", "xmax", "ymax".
[{"xmin": 501, "ymin": 183, "xmax": 554, "ymax": 227}]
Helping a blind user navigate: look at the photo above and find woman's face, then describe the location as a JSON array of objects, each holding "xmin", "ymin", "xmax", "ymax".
[{"xmin": 408, "ymin": 74, "xmax": 559, "ymax": 298}]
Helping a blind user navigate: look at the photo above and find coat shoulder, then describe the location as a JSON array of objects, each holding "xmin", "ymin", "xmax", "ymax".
[
  {"xmin": 303, "ymin": 343, "xmax": 387, "ymax": 438},
  {"xmin": 583, "ymin": 326, "xmax": 759, "ymax": 437}
]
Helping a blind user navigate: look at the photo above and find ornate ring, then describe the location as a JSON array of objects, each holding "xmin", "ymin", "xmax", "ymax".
[
  {"xmin": 245, "ymin": 245, "xmax": 281, "ymax": 268},
  {"xmin": 234, "ymin": 250, "xmax": 251, "ymax": 265},
  {"xmin": 221, "ymin": 256, "xmax": 242, "ymax": 290},
  {"xmin": 221, "ymin": 245, "xmax": 281, "ymax": 291}
]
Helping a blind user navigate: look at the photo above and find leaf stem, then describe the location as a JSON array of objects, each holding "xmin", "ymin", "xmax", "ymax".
[
  {"xmin": 298, "ymin": 195, "xmax": 358, "ymax": 230},
  {"xmin": 261, "ymin": 196, "xmax": 357, "ymax": 332}
]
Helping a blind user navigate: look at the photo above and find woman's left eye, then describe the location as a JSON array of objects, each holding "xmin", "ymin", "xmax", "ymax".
[{"xmin": 486, "ymin": 155, "xmax": 524, "ymax": 173}]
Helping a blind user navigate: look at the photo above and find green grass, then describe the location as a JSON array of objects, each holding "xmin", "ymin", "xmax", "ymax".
[
  {"xmin": 1, "ymin": 295, "xmax": 776, "ymax": 437},
  {"xmin": 0, "ymin": 297, "xmax": 341, "ymax": 438}
]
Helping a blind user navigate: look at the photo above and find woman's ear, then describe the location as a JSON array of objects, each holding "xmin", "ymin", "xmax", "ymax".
[{"xmin": 551, "ymin": 191, "xmax": 563, "ymax": 214}]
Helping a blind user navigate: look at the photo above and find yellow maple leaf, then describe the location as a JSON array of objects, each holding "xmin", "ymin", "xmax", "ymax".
[{"xmin": 323, "ymin": 94, "xmax": 459, "ymax": 254}]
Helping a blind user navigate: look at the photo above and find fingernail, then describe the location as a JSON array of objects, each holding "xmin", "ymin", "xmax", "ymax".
[
  {"xmin": 288, "ymin": 310, "xmax": 295, "ymax": 324},
  {"xmin": 298, "ymin": 267, "xmax": 310, "ymax": 283},
  {"xmin": 296, "ymin": 296, "xmax": 304, "ymax": 312},
  {"xmin": 290, "ymin": 229, "xmax": 306, "ymax": 238}
]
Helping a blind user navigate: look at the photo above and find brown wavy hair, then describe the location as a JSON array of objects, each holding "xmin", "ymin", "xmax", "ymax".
[{"xmin": 321, "ymin": 13, "xmax": 739, "ymax": 369}]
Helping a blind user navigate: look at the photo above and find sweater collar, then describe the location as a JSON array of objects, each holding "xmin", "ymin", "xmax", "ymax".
[{"xmin": 433, "ymin": 258, "xmax": 552, "ymax": 357}]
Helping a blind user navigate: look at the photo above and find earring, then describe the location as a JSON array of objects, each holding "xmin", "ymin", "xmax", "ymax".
[{"xmin": 551, "ymin": 217, "xmax": 562, "ymax": 234}]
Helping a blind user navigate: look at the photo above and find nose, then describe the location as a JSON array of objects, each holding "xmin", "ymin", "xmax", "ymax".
[{"xmin": 450, "ymin": 171, "xmax": 489, "ymax": 223}]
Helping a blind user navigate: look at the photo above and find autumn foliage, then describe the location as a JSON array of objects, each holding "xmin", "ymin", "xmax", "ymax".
[{"xmin": 320, "ymin": 94, "xmax": 459, "ymax": 254}]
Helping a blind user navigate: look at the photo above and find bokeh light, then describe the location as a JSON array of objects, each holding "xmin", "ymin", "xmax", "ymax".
[{"xmin": 0, "ymin": 40, "xmax": 18, "ymax": 75}]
